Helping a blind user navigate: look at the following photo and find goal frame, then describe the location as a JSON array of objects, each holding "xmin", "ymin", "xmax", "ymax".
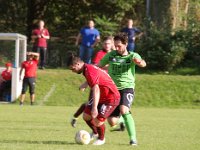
[{"xmin": 0, "ymin": 33, "xmax": 27, "ymax": 102}]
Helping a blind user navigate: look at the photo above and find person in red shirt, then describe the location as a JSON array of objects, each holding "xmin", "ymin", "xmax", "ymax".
[
  {"xmin": 70, "ymin": 36, "xmax": 113, "ymax": 127},
  {"xmin": 31, "ymin": 20, "xmax": 50, "ymax": 69},
  {"xmin": 19, "ymin": 52, "xmax": 39, "ymax": 105},
  {"xmin": 0, "ymin": 62, "xmax": 12, "ymax": 101},
  {"xmin": 67, "ymin": 55, "xmax": 120, "ymax": 145}
]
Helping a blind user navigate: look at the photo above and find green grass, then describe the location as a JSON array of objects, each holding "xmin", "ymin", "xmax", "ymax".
[
  {"xmin": 0, "ymin": 105, "xmax": 200, "ymax": 150},
  {"xmin": 15, "ymin": 68, "xmax": 200, "ymax": 108}
]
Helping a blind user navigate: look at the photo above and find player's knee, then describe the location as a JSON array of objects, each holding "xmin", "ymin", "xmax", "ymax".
[
  {"xmin": 83, "ymin": 113, "xmax": 91, "ymax": 121},
  {"xmin": 93, "ymin": 119, "xmax": 104, "ymax": 127}
]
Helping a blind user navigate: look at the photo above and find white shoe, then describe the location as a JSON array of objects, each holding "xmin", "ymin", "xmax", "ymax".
[
  {"xmin": 90, "ymin": 133, "xmax": 98, "ymax": 141},
  {"xmin": 93, "ymin": 138, "xmax": 105, "ymax": 145}
]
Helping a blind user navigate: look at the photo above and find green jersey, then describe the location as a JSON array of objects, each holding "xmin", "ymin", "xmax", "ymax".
[{"xmin": 100, "ymin": 51, "xmax": 141, "ymax": 90}]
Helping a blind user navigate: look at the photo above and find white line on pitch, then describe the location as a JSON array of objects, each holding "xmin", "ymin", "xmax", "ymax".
[{"xmin": 39, "ymin": 84, "xmax": 56, "ymax": 106}]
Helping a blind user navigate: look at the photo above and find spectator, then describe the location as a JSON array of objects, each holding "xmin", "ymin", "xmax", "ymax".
[
  {"xmin": 121, "ymin": 19, "xmax": 143, "ymax": 52},
  {"xmin": 75, "ymin": 20, "xmax": 100, "ymax": 64},
  {"xmin": 0, "ymin": 62, "xmax": 12, "ymax": 101},
  {"xmin": 19, "ymin": 52, "xmax": 39, "ymax": 105},
  {"xmin": 31, "ymin": 20, "xmax": 50, "ymax": 69}
]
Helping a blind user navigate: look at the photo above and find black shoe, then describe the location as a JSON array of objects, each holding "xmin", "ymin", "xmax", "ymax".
[
  {"xmin": 71, "ymin": 118, "xmax": 77, "ymax": 128},
  {"xmin": 120, "ymin": 122, "xmax": 126, "ymax": 131},
  {"xmin": 20, "ymin": 102, "xmax": 23, "ymax": 106},
  {"xmin": 130, "ymin": 140, "xmax": 137, "ymax": 146},
  {"xmin": 30, "ymin": 102, "xmax": 34, "ymax": 105}
]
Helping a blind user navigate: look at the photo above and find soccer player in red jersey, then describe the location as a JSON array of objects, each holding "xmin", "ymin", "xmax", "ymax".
[
  {"xmin": 70, "ymin": 36, "xmax": 113, "ymax": 127},
  {"xmin": 19, "ymin": 52, "xmax": 39, "ymax": 105},
  {"xmin": 0, "ymin": 62, "xmax": 12, "ymax": 100},
  {"xmin": 67, "ymin": 55, "xmax": 120, "ymax": 145}
]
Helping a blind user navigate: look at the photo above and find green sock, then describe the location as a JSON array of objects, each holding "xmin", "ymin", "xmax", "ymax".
[{"xmin": 122, "ymin": 112, "xmax": 136, "ymax": 141}]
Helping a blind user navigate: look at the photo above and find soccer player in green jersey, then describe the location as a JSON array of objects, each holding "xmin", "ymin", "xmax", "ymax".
[{"xmin": 98, "ymin": 33, "xmax": 146, "ymax": 146}]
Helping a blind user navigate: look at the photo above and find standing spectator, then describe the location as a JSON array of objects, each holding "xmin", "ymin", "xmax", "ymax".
[
  {"xmin": 31, "ymin": 20, "xmax": 50, "ymax": 69},
  {"xmin": 121, "ymin": 19, "xmax": 143, "ymax": 52},
  {"xmin": 98, "ymin": 33, "xmax": 146, "ymax": 145},
  {"xmin": 0, "ymin": 62, "xmax": 12, "ymax": 101},
  {"xmin": 19, "ymin": 52, "xmax": 39, "ymax": 105},
  {"xmin": 67, "ymin": 55, "xmax": 120, "ymax": 145},
  {"xmin": 70, "ymin": 36, "xmax": 113, "ymax": 127},
  {"xmin": 75, "ymin": 20, "xmax": 100, "ymax": 64}
]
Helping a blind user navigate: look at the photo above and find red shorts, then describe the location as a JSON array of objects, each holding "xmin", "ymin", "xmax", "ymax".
[{"xmin": 84, "ymin": 100, "xmax": 118, "ymax": 122}]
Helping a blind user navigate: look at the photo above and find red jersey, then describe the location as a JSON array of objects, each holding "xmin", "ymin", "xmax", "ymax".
[
  {"xmin": 32, "ymin": 28, "xmax": 49, "ymax": 47},
  {"xmin": 1, "ymin": 70, "xmax": 12, "ymax": 81},
  {"xmin": 22, "ymin": 59, "xmax": 38, "ymax": 78},
  {"xmin": 83, "ymin": 64, "xmax": 120, "ymax": 105},
  {"xmin": 92, "ymin": 50, "xmax": 107, "ymax": 64}
]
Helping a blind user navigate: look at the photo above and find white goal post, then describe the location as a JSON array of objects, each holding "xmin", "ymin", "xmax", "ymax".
[{"xmin": 0, "ymin": 33, "xmax": 27, "ymax": 102}]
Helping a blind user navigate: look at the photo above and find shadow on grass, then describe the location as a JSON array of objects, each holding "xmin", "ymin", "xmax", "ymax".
[{"xmin": 0, "ymin": 140, "xmax": 76, "ymax": 145}]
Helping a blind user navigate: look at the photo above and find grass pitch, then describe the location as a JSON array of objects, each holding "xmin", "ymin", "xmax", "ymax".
[{"xmin": 0, "ymin": 105, "xmax": 199, "ymax": 150}]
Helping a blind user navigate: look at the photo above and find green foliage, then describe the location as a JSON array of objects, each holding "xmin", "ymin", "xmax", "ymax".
[
  {"xmin": 138, "ymin": 22, "xmax": 189, "ymax": 71},
  {"xmin": 94, "ymin": 16, "xmax": 119, "ymax": 38}
]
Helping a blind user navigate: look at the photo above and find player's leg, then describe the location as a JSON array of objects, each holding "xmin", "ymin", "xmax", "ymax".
[
  {"xmin": 28, "ymin": 77, "xmax": 36, "ymax": 105},
  {"xmin": 83, "ymin": 103, "xmax": 98, "ymax": 136},
  {"xmin": 71, "ymin": 90, "xmax": 93, "ymax": 127},
  {"xmin": 92, "ymin": 103, "xmax": 118, "ymax": 145},
  {"xmin": 20, "ymin": 78, "xmax": 28, "ymax": 105},
  {"xmin": 71, "ymin": 103, "xmax": 86, "ymax": 127},
  {"xmin": 120, "ymin": 88, "xmax": 137, "ymax": 145},
  {"xmin": 40, "ymin": 47, "xmax": 47, "ymax": 69}
]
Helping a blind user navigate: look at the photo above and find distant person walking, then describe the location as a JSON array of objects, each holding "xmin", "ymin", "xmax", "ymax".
[
  {"xmin": 75, "ymin": 20, "xmax": 100, "ymax": 64},
  {"xmin": 19, "ymin": 52, "xmax": 39, "ymax": 105},
  {"xmin": 121, "ymin": 19, "xmax": 143, "ymax": 52},
  {"xmin": 31, "ymin": 20, "xmax": 50, "ymax": 69}
]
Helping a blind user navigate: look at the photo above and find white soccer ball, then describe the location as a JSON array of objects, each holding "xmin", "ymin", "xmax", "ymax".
[{"xmin": 75, "ymin": 130, "xmax": 91, "ymax": 145}]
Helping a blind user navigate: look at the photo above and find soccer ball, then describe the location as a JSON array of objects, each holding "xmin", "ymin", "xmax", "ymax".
[{"xmin": 75, "ymin": 130, "xmax": 91, "ymax": 145}]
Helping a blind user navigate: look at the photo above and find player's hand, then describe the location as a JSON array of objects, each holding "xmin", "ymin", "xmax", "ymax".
[
  {"xmin": 71, "ymin": 118, "xmax": 77, "ymax": 128},
  {"xmin": 133, "ymin": 58, "xmax": 142, "ymax": 64},
  {"xmin": 91, "ymin": 107, "xmax": 98, "ymax": 118},
  {"xmin": 79, "ymin": 82, "xmax": 88, "ymax": 91}
]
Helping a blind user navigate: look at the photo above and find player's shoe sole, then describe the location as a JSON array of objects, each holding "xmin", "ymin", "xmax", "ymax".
[{"xmin": 93, "ymin": 138, "xmax": 105, "ymax": 145}]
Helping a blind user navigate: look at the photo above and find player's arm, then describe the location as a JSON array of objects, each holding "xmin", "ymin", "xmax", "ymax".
[
  {"xmin": 41, "ymin": 30, "xmax": 50, "ymax": 39},
  {"xmin": 91, "ymin": 84, "xmax": 100, "ymax": 118},
  {"xmin": 19, "ymin": 67, "xmax": 24, "ymax": 81},
  {"xmin": 79, "ymin": 81, "xmax": 88, "ymax": 91},
  {"xmin": 133, "ymin": 58, "xmax": 146, "ymax": 67},
  {"xmin": 75, "ymin": 33, "xmax": 81, "ymax": 46},
  {"xmin": 91, "ymin": 35, "xmax": 100, "ymax": 48},
  {"xmin": 27, "ymin": 52, "xmax": 40, "ymax": 60}
]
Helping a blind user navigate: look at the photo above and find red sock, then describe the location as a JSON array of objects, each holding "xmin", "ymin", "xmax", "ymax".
[
  {"xmin": 85, "ymin": 119, "xmax": 98, "ymax": 134},
  {"xmin": 97, "ymin": 124, "xmax": 105, "ymax": 140}
]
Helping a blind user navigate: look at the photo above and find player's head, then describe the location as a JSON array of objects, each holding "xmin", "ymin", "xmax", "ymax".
[
  {"xmin": 114, "ymin": 33, "xmax": 128, "ymax": 55},
  {"xmin": 5, "ymin": 62, "xmax": 12, "ymax": 69},
  {"xmin": 102, "ymin": 36, "xmax": 113, "ymax": 52},
  {"xmin": 67, "ymin": 53, "xmax": 84, "ymax": 74},
  {"xmin": 88, "ymin": 20, "xmax": 95, "ymax": 28},
  {"xmin": 27, "ymin": 53, "xmax": 34, "ymax": 60},
  {"xmin": 127, "ymin": 19, "xmax": 133, "ymax": 27},
  {"xmin": 38, "ymin": 20, "xmax": 45, "ymax": 28}
]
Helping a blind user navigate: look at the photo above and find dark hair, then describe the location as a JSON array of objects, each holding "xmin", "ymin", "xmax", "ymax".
[
  {"xmin": 114, "ymin": 32, "xmax": 128, "ymax": 44},
  {"xmin": 103, "ymin": 36, "xmax": 113, "ymax": 42},
  {"xmin": 66, "ymin": 52, "xmax": 81, "ymax": 67}
]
